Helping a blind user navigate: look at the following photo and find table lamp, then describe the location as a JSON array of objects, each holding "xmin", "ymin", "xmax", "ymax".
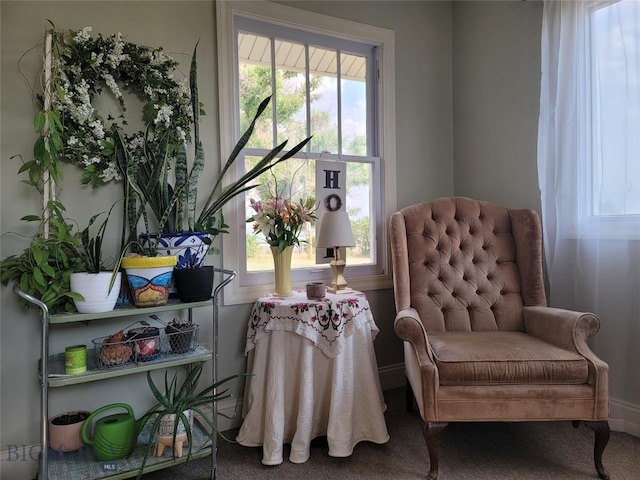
[{"xmin": 316, "ymin": 210, "xmax": 356, "ymax": 293}]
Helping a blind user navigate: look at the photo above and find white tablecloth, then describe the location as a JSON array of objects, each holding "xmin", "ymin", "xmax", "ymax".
[{"xmin": 237, "ymin": 290, "xmax": 390, "ymax": 465}]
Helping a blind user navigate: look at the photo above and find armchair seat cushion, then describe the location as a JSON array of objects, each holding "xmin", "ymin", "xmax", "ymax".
[{"xmin": 429, "ymin": 331, "xmax": 589, "ymax": 385}]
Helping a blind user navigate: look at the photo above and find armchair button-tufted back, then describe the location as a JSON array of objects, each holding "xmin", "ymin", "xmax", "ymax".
[{"xmin": 393, "ymin": 197, "xmax": 547, "ymax": 332}]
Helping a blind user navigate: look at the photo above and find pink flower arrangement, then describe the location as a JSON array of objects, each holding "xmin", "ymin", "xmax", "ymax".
[{"xmin": 247, "ymin": 196, "xmax": 317, "ymax": 251}]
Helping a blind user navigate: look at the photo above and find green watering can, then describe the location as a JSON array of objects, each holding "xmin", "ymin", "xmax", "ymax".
[{"xmin": 81, "ymin": 403, "xmax": 140, "ymax": 461}]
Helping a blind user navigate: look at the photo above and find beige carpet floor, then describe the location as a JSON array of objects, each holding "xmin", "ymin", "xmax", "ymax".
[{"xmin": 143, "ymin": 387, "xmax": 639, "ymax": 479}]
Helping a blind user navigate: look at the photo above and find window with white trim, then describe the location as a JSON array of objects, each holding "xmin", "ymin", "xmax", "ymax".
[
  {"xmin": 583, "ymin": 0, "xmax": 640, "ymax": 237},
  {"xmin": 216, "ymin": 1, "xmax": 396, "ymax": 304}
]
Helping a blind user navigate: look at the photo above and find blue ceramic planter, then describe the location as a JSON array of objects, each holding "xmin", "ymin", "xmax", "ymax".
[{"xmin": 140, "ymin": 232, "xmax": 210, "ymax": 269}]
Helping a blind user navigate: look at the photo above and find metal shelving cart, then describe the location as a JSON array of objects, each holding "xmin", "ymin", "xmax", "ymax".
[{"xmin": 16, "ymin": 267, "xmax": 236, "ymax": 480}]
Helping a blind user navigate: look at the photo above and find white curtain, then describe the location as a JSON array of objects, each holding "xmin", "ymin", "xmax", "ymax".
[{"xmin": 537, "ymin": 0, "xmax": 640, "ymax": 428}]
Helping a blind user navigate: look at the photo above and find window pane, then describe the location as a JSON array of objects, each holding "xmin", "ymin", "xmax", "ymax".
[
  {"xmin": 309, "ymin": 46, "xmax": 339, "ymax": 153},
  {"xmin": 274, "ymin": 39, "xmax": 308, "ymax": 147},
  {"xmin": 341, "ymin": 53, "xmax": 368, "ymax": 156},
  {"xmin": 238, "ymin": 33, "xmax": 273, "ymax": 149},
  {"xmin": 245, "ymin": 155, "xmax": 375, "ymax": 271},
  {"xmin": 593, "ymin": 1, "xmax": 640, "ymax": 215},
  {"xmin": 346, "ymin": 161, "xmax": 373, "ymax": 265},
  {"xmin": 245, "ymin": 155, "xmax": 317, "ymax": 271}
]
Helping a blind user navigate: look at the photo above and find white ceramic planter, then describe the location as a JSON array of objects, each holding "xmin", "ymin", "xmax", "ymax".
[
  {"xmin": 153, "ymin": 410, "xmax": 194, "ymax": 458},
  {"xmin": 70, "ymin": 272, "xmax": 122, "ymax": 314},
  {"xmin": 157, "ymin": 410, "xmax": 193, "ymax": 438}
]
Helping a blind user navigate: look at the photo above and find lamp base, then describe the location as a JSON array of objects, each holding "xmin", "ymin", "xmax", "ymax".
[
  {"xmin": 326, "ymin": 286, "xmax": 354, "ymax": 295},
  {"xmin": 327, "ymin": 260, "xmax": 351, "ymax": 295}
]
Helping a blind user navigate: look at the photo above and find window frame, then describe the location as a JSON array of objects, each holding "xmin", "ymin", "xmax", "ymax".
[
  {"xmin": 216, "ymin": 0, "xmax": 396, "ymax": 305},
  {"xmin": 578, "ymin": 0, "xmax": 640, "ymax": 239}
]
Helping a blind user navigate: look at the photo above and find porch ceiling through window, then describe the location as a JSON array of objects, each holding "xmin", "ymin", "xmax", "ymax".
[{"xmin": 238, "ymin": 33, "xmax": 366, "ymax": 81}]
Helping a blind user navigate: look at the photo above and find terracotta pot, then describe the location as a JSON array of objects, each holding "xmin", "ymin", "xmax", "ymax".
[{"xmin": 49, "ymin": 410, "xmax": 91, "ymax": 453}]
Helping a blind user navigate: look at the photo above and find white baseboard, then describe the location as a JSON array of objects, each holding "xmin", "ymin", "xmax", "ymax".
[
  {"xmin": 378, "ymin": 362, "xmax": 407, "ymax": 391},
  {"xmin": 610, "ymin": 397, "xmax": 640, "ymax": 436},
  {"xmin": 216, "ymin": 393, "xmax": 245, "ymax": 432}
]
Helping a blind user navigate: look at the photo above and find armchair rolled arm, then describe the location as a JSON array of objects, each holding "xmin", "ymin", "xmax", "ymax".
[
  {"xmin": 395, "ymin": 308, "xmax": 441, "ymax": 420},
  {"xmin": 394, "ymin": 308, "xmax": 435, "ymax": 366},
  {"xmin": 523, "ymin": 305, "xmax": 600, "ymax": 355},
  {"xmin": 524, "ymin": 306, "xmax": 609, "ymax": 418}
]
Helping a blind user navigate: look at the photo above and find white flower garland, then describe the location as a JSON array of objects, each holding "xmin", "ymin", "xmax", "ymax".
[{"xmin": 51, "ymin": 27, "xmax": 192, "ymax": 187}]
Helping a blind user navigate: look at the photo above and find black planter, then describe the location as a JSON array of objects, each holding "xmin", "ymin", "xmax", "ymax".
[{"xmin": 173, "ymin": 266, "xmax": 214, "ymax": 303}]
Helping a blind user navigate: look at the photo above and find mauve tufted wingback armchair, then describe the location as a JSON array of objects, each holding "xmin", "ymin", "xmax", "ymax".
[{"xmin": 390, "ymin": 197, "xmax": 610, "ymax": 480}]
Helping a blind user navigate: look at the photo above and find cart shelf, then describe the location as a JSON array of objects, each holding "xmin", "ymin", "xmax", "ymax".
[
  {"xmin": 45, "ymin": 420, "xmax": 212, "ymax": 479},
  {"xmin": 45, "ymin": 346, "xmax": 212, "ymax": 387},
  {"xmin": 49, "ymin": 299, "xmax": 214, "ymax": 324}
]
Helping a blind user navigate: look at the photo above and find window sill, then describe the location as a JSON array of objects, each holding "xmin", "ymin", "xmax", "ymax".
[
  {"xmin": 564, "ymin": 216, "xmax": 640, "ymax": 240},
  {"xmin": 222, "ymin": 272, "xmax": 393, "ymax": 306}
]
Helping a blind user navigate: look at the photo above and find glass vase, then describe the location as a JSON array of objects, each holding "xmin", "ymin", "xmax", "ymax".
[{"xmin": 270, "ymin": 245, "xmax": 294, "ymax": 297}]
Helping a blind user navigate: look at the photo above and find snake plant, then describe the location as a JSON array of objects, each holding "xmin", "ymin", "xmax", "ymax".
[{"xmin": 117, "ymin": 43, "xmax": 311, "ymax": 259}]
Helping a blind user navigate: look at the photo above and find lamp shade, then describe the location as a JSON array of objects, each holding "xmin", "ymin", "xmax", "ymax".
[{"xmin": 316, "ymin": 210, "xmax": 356, "ymax": 248}]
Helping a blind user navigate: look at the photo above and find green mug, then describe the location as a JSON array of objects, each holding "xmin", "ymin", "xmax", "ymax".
[{"xmin": 65, "ymin": 345, "xmax": 87, "ymax": 375}]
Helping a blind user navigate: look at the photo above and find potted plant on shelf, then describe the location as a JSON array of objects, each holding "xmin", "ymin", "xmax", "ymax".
[
  {"xmin": 7, "ymin": 26, "xmax": 194, "ymax": 308},
  {"xmin": 69, "ymin": 202, "xmax": 125, "ymax": 313},
  {"xmin": 10, "ymin": 26, "xmax": 311, "ymax": 307},
  {"xmin": 116, "ymin": 45, "xmax": 311, "ymax": 302},
  {"xmin": 49, "ymin": 410, "xmax": 91, "ymax": 453},
  {"xmin": 1, "ymin": 25, "xmax": 138, "ymax": 315},
  {"xmin": 0, "ymin": 200, "xmax": 84, "ymax": 314},
  {"xmin": 0, "ymin": 201, "xmax": 127, "ymax": 315},
  {"xmin": 0, "ymin": 184, "xmax": 130, "ymax": 314},
  {"xmin": 120, "ymin": 253, "xmax": 177, "ymax": 308},
  {"xmin": 165, "ymin": 317, "xmax": 199, "ymax": 354},
  {"xmin": 135, "ymin": 362, "xmax": 242, "ymax": 479}
]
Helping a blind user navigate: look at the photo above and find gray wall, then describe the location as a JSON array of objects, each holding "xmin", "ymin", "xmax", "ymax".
[{"xmin": 452, "ymin": 0, "xmax": 543, "ymax": 210}]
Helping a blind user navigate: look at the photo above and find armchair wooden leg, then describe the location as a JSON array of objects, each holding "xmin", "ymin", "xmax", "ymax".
[
  {"xmin": 421, "ymin": 421, "xmax": 448, "ymax": 480},
  {"xmin": 586, "ymin": 421, "xmax": 611, "ymax": 480}
]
